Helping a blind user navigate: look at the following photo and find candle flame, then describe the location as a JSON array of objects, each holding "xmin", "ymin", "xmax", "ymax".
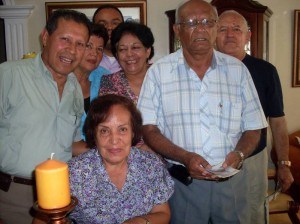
[{"xmin": 50, "ymin": 153, "xmax": 55, "ymax": 160}]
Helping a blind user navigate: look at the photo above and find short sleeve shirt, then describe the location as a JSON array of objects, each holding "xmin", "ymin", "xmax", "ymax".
[
  {"xmin": 0, "ymin": 53, "xmax": 84, "ymax": 177},
  {"xmin": 137, "ymin": 49, "xmax": 268, "ymax": 165},
  {"xmin": 243, "ymin": 54, "xmax": 284, "ymax": 154}
]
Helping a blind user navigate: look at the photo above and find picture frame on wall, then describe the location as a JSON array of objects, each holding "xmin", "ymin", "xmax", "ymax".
[{"xmin": 45, "ymin": 1, "xmax": 147, "ymax": 24}]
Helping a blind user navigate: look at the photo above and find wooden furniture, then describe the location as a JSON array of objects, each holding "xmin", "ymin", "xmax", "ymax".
[
  {"xmin": 271, "ymin": 130, "xmax": 300, "ymax": 202},
  {"xmin": 165, "ymin": 0, "xmax": 272, "ymax": 60},
  {"xmin": 269, "ymin": 130, "xmax": 300, "ymax": 224},
  {"xmin": 165, "ymin": 10, "xmax": 177, "ymax": 54},
  {"xmin": 268, "ymin": 169, "xmax": 300, "ymax": 224}
]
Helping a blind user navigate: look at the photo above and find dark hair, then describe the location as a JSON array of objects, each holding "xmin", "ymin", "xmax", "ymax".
[
  {"xmin": 92, "ymin": 4, "xmax": 124, "ymax": 23},
  {"xmin": 83, "ymin": 94, "xmax": 143, "ymax": 148},
  {"xmin": 46, "ymin": 9, "xmax": 91, "ymax": 36},
  {"xmin": 111, "ymin": 22, "xmax": 155, "ymax": 60},
  {"xmin": 90, "ymin": 24, "xmax": 109, "ymax": 47}
]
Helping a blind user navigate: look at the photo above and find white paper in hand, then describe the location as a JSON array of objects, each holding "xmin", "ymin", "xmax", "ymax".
[{"xmin": 206, "ymin": 162, "xmax": 240, "ymax": 178}]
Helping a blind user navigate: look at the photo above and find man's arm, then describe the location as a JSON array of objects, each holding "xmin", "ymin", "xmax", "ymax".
[
  {"xmin": 269, "ymin": 116, "xmax": 294, "ymax": 192},
  {"xmin": 72, "ymin": 140, "xmax": 89, "ymax": 157},
  {"xmin": 223, "ymin": 129, "xmax": 261, "ymax": 169},
  {"xmin": 142, "ymin": 125, "xmax": 213, "ymax": 179}
]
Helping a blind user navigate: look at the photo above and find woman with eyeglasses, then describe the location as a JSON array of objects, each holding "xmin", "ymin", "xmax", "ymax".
[
  {"xmin": 98, "ymin": 22, "xmax": 154, "ymax": 150},
  {"xmin": 73, "ymin": 23, "xmax": 110, "ymax": 140}
]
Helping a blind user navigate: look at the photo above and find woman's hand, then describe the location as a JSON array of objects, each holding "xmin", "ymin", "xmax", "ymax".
[{"xmin": 123, "ymin": 202, "xmax": 171, "ymax": 224}]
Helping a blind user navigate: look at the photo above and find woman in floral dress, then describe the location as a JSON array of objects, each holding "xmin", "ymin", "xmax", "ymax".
[
  {"xmin": 99, "ymin": 22, "xmax": 154, "ymax": 105},
  {"xmin": 68, "ymin": 94, "xmax": 174, "ymax": 224}
]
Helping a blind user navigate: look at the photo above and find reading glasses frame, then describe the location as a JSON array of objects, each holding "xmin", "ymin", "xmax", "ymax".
[{"xmin": 177, "ymin": 18, "xmax": 217, "ymax": 29}]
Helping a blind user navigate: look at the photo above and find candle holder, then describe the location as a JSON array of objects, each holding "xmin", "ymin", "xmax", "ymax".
[{"xmin": 33, "ymin": 196, "xmax": 78, "ymax": 224}]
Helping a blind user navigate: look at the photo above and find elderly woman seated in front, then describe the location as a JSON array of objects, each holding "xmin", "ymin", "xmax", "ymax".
[{"xmin": 67, "ymin": 94, "xmax": 174, "ymax": 224}]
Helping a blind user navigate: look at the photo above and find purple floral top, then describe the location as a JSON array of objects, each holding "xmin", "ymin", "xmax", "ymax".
[
  {"xmin": 68, "ymin": 147, "xmax": 174, "ymax": 224},
  {"xmin": 99, "ymin": 71, "xmax": 138, "ymax": 105}
]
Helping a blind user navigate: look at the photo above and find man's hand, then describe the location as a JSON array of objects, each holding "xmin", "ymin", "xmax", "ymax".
[
  {"xmin": 277, "ymin": 166, "xmax": 294, "ymax": 192},
  {"xmin": 223, "ymin": 151, "xmax": 243, "ymax": 169},
  {"xmin": 183, "ymin": 152, "xmax": 217, "ymax": 180}
]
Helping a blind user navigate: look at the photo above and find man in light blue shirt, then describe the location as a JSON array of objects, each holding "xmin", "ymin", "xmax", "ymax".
[
  {"xmin": 0, "ymin": 9, "xmax": 90, "ymax": 223},
  {"xmin": 137, "ymin": 0, "xmax": 268, "ymax": 223}
]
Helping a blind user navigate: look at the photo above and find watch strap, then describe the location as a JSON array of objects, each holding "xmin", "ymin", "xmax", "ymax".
[
  {"xmin": 277, "ymin": 160, "xmax": 291, "ymax": 167},
  {"xmin": 234, "ymin": 150, "xmax": 245, "ymax": 169}
]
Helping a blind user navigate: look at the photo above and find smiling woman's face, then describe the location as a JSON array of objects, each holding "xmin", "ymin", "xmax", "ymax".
[
  {"xmin": 78, "ymin": 35, "xmax": 105, "ymax": 73},
  {"xmin": 116, "ymin": 33, "xmax": 150, "ymax": 77},
  {"xmin": 95, "ymin": 104, "xmax": 133, "ymax": 166}
]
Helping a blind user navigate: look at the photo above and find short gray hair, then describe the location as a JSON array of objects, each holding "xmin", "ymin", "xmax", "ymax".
[
  {"xmin": 219, "ymin": 10, "xmax": 250, "ymax": 30},
  {"xmin": 175, "ymin": 0, "xmax": 218, "ymax": 24}
]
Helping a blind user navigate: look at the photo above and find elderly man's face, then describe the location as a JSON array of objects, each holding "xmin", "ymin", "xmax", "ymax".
[
  {"xmin": 174, "ymin": 0, "xmax": 218, "ymax": 57},
  {"xmin": 41, "ymin": 18, "xmax": 89, "ymax": 78},
  {"xmin": 216, "ymin": 12, "xmax": 251, "ymax": 59}
]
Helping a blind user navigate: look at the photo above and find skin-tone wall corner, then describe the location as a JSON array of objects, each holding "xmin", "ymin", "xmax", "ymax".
[{"xmin": 11, "ymin": 0, "xmax": 300, "ymax": 136}]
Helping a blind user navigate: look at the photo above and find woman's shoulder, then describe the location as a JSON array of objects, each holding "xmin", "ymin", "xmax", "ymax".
[
  {"xmin": 130, "ymin": 147, "xmax": 165, "ymax": 171},
  {"xmin": 68, "ymin": 148, "xmax": 98, "ymax": 169}
]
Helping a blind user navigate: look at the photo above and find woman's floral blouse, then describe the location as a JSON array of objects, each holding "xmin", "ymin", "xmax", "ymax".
[
  {"xmin": 68, "ymin": 147, "xmax": 174, "ymax": 224},
  {"xmin": 99, "ymin": 71, "xmax": 138, "ymax": 105}
]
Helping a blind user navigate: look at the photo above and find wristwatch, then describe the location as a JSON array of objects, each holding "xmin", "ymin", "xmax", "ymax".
[
  {"xmin": 234, "ymin": 150, "xmax": 245, "ymax": 169},
  {"xmin": 277, "ymin": 160, "xmax": 291, "ymax": 167}
]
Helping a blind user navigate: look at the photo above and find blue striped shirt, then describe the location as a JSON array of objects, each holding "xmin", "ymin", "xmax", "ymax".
[{"xmin": 137, "ymin": 49, "xmax": 268, "ymax": 165}]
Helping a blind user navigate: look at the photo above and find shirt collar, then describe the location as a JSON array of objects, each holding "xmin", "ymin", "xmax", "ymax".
[
  {"xmin": 34, "ymin": 52, "xmax": 77, "ymax": 84},
  {"xmin": 174, "ymin": 48, "xmax": 219, "ymax": 71}
]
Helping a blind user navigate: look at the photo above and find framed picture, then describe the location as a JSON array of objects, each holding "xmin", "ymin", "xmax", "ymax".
[
  {"xmin": 45, "ymin": 1, "xmax": 147, "ymax": 24},
  {"xmin": 293, "ymin": 10, "xmax": 300, "ymax": 87}
]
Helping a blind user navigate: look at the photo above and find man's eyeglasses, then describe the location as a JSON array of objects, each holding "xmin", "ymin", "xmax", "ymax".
[
  {"xmin": 86, "ymin": 43, "xmax": 104, "ymax": 55},
  {"xmin": 178, "ymin": 18, "xmax": 217, "ymax": 29}
]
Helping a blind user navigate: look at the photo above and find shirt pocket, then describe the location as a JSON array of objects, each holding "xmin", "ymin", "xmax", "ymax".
[{"xmin": 209, "ymin": 99, "xmax": 242, "ymax": 135}]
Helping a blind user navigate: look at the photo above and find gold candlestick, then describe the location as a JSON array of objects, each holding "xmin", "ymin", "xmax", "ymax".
[{"xmin": 33, "ymin": 196, "xmax": 77, "ymax": 224}]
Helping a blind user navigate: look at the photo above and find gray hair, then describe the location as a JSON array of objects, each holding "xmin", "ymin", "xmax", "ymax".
[
  {"xmin": 219, "ymin": 10, "xmax": 250, "ymax": 30},
  {"xmin": 175, "ymin": 0, "xmax": 218, "ymax": 24}
]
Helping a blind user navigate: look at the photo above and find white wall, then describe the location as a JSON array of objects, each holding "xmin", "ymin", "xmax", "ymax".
[{"xmin": 12, "ymin": 0, "xmax": 300, "ymax": 135}]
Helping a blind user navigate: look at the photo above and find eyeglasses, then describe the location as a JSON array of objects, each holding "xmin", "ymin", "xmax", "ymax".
[
  {"xmin": 86, "ymin": 43, "xmax": 104, "ymax": 55},
  {"xmin": 178, "ymin": 18, "xmax": 217, "ymax": 29}
]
